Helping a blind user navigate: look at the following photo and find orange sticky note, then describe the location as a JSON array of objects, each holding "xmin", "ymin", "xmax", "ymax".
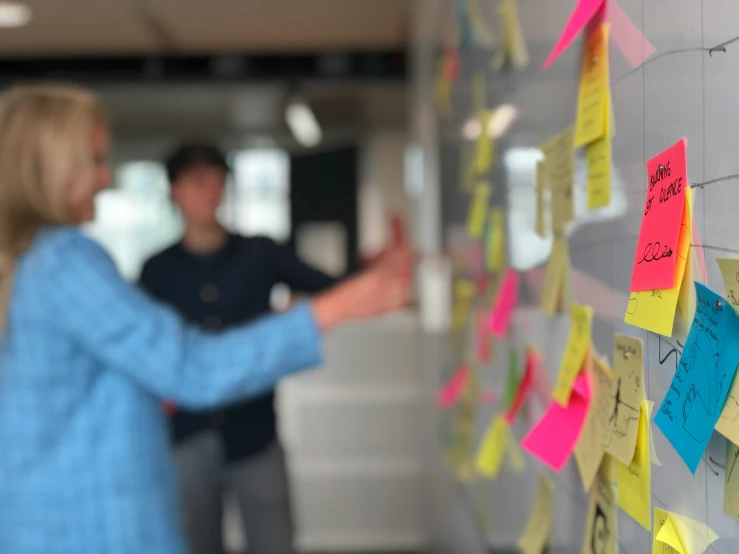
[
  {"xmin": 521, "ymin": 373, "xmax": 592, "ymax": 471},
  {"xmin": 542, "ymin": 0, "xmax": 607, "ymax": 69},
  {"xmin": 630, "ymin": 138, "xmax": 688, "ymax": 292}
]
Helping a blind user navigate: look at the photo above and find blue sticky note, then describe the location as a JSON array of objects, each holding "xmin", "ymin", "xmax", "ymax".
[{"xmin": 654, "ymin": 282, "xmax": 739, "ymax": 473}]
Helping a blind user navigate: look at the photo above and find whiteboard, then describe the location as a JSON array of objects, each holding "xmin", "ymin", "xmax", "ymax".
[{"xmin": 426, "ymin": 0, "xmax": 739, "ymax": 551}]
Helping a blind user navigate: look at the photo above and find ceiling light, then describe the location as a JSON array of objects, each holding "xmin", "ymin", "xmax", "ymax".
[
  {"xmin": 0, "ymin": 1, "xmax": 31, "ymax": 28},
  {"xmin": 285, "ymin": 96, "xmax": 322, "ymax": 148},
  {"xmin": 487, "ymin": 105, "xmax": 518, "ymax": 138}
]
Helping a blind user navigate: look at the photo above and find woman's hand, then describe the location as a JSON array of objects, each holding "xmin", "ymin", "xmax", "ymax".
[{"xmin": 311, "ymin": 248, "xmax": 414, "ymax": 331}]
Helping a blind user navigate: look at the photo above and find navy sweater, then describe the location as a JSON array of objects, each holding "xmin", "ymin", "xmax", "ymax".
[{"xmin": 139, "ymin": 234, "xmax": 336, "ymax": 462}]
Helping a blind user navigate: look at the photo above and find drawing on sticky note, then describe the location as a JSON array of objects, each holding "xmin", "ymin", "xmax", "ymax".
[
  {"xmin": 654, "ymin": 282, "xmax": 739, "ymax": 473},
  {"xmin": 725, "ymin": 441, "xmax": 739, "ymax": 522}
]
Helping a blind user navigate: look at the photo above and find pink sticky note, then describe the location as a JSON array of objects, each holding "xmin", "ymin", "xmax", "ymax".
[
  {"xmin": 476, "ymin": 311, "xmax": 491, "ymax": 363},
  {"xmin": 541, "ymin": 0, "xmax": 607, "ymax": 70},
  {"xmin": 630, "ymin": 138, "xmax": 688, "ymax": 292},
  {"xmin": 609, "ymin": 0, "xmax": 656, "ymax": 68},
  {"xmin": 480, "ymin": 389, "xmax": 498, "ymax": 405},
  {"xmin": 521, "ymin": 373, "xmax": 592, "ymax": 471},
  {"xmin": 437, "ymin": 365, "xmax": 471, "ymax": 408},
  {"xmin": 488, "ymin": 270, "xmax": 520, "ymax": 339},
  {"xmin": 505, "ymin": 351, "xmax": 537, "ymax": 424}
]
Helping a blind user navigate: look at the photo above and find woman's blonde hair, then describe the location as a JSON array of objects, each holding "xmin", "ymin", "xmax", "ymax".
[{"xmin": 0, "ymin": 84, "xmax": 107, "ymax": 329}]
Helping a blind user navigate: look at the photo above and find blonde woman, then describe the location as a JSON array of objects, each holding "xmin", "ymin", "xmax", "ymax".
[{"xmin": 0, "ymin": 85, "xmax": 412, "ymax": 554}]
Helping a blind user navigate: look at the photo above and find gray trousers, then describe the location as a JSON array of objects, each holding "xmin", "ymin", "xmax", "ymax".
[{"xmin": 174, "ymin": 431, "xmax": 296, "ymax": 554}]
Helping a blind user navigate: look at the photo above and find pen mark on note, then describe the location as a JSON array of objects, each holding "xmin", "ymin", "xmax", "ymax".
[{"xmin": 729, "ymin": 447, "xmax": 739, "ymax": 481}]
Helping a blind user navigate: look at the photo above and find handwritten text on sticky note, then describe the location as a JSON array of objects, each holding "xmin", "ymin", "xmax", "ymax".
[
  {"xmin": 630, "ymin": 139, "xmax": 688, "ymax": 292},
  {"xmin": 575, "ymin": 24, "xmax": 610, "ymax": 147},
  {"xmin": 553, "ymin": 304, "xmax": 593, "ymax": 406},
  {"xmin": 606, "ymin": 334, "xmax": 644, "ymax": 464},
  {"xmin": 654, "ymin": 282, "xmax": 739, "ymax": 473}
]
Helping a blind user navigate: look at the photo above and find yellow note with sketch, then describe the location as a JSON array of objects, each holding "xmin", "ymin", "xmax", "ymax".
[
  {"xmin": 715, "ymin": 258, "xmax": 739, "ymax": 445},
  {"xmin": 540, "ymin": 236, "xmax": 571, "ymax": 316},
  {"xmin": 552, "ymin": 304, "xmax": 593, "ymax": 406},
  {"xmin": 617, "ymin": 397, "xmax": 651, "ymax": 531},
  {"xmin": 517, "ymin": 474, "xmax": 554, "ymax": 554},
  {"xmin": 581, "ymin": 456, "xmax": 617, "ymax": 554},
  {"xmin": 605, "ymin": 335, "xmax": 644, "ymax": 464},
  {"xmin": 624, "ymin": 188, "xmax": 693, "ymax": 337},
  {"xmin": 574, "ymin": 24, "xmax": 610, "ymax": 147},
  {"xmin": 653, "ymin": 508, "xmax": 719, "ymax": 554}
]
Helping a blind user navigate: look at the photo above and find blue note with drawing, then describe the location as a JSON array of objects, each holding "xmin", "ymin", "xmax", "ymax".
[{"xmin": 654, "ymin": 282, "xmax": 739, "ymax": 473}]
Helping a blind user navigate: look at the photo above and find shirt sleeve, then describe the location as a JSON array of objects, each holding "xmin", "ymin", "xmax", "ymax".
[
  {"xmin": 267, "ymin": 238, "xmax": 338, "ymax": 293},
  {"xmin": 41, "ymin": 231, "xmax": 324, "ymax": 409}
]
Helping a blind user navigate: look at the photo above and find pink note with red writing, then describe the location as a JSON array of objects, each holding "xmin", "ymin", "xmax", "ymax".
[
  {"xmin": 488, "ymin": 270, "xmax": 520, "ymax": 339},
  {"xmin": 437, "ymin": 365, "xmax": 471, "ymax": 408},
  {"xmin": 521, "ymin": 373, "xmax": 591, "ymax": 471},
  {"xmin": 630, "ymin": 138, "xmax": 688, "ymax": 292}
]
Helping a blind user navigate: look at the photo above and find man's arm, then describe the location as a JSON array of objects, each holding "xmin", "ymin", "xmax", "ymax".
[{"xmin": 269, "ymin": 239, "xmax": 339, "ymax": 293}]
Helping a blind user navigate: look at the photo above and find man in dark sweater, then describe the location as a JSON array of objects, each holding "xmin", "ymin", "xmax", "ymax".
[{"xmin": 140, "ymin": 144, "xmax": 336, "ymax": 554}]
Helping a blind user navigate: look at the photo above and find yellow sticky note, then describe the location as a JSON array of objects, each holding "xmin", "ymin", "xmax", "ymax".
[
  {"xmin": 653, "ymin": 508, "xmax": 719, "ymax": 554},
  {"xmin": 486, "ymin": 206, "xmax": 505, "ymax": 272},
  {"xmin": 586, "ymin": 97, "xmax": 612, "ymax": 210},
  {"xmin": 466, "ymin": 181, "xmax": 492, "ymax": 239},
  {"xmin": 540, "ymin": 127, "xmax": 575, "ymax": 233},
  {"xmin": 581, "ymin": 457, "xmax": 617, "ymax": 554},
  {"xmin": 517, "ymin": 474, "xmax": 555, "ymax": 554},
  {"xmin": 452, "ymin": 279, "xmax": 475, "ymax": 330},
  {"xmin": 646, "ymin": 400, "xmax": 663, "ymax": 466},
  {"xmin": 624, "ymin": 189, "xmax": 693, "ymax": 337},
  {"xmin": 553, "ymin": 304, "xmax": 593, "ymax": 406},
  {"xmin": 475, "ymin": 415, "xmax": 508, "ymax": 478},
  {"xmin": 714, "ymin": 259, "xmax": 739, "ymax": 444},
  {"xmin": 506, "ymin": 426, "xmax": 526, "ymax": 474},
  {"xmin": 574, "ymin": 24, "xmax": 610, "ymax": 147},
  {"xmin": 475, "ymin": 111, "xmax": 495, "ymax": 175},
  {"xmin": 459, "ymin": 146, "xmax": 475, "ymax": 192},
  {"xmin": 606, "ymin": 335, "xmax": 644, "ymax": 464},
  {"xmin": 540, "ymin": 236, "xmax": 571, "ymax": 316},
  {"xmin": 717, "ymin": 258, "xmax": 739, "ymax": 314},
  {"xmin": 725, "ymin": 440, "xmax": 739, "ymax": 521},
  {"xmin": 433, "ymin": 59, "xmax": 452, "ymax": 117},
  {"xmin": 491, "ymin": 0, "xmax": 529, "ymax": 71},
  {"xmin": 617, "ymin": 398, "xmax": 651, "ymax": 531},
  {"xmin": 574, "ymin": 356, "xmax": 614, "ymax": 491},
  {"xmin": 535, "ymin": 160, "xmax": 547, "ymax": 238}
]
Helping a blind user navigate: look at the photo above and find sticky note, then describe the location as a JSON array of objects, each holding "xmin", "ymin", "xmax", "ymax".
[
  {"xmin": 574, "ymin": 356, "xmax": 614, "ymax": 491},
  {"xmin": 452, "ymin": 279, "xmax": 475, "ymax": 330},
  {"xmin": 609, "ymin": 0, "xmax": 656, "ymax": 68},
  {"xmin": 488, "ymin": 269, "xmax": 519, "ymax": 339},
  {"xmin": 574, "ymin": 24, "xmax": 610, "ymax": 147},
  {"xmin": 506, "ymin": 426, "xmax": 526, "ymax": 474},
  {"xmin": 713, "ymin": 259, "xmax": 739, "ymax": 445},
  {"xmin": 459, "ymin": 145, "xmax": 475, "ymax": 192},
  {"xmin": 630, "ymin": 139, "xmax": 688, "ymax": 292},
  {"xmin": 646, "ymin": 400, "xmax": 663, "ymax": 466},
  {"xmin": 553, "ymin": 304, "xmax": 593, "ymax": 406},
  {"xmin": 506, "ymin": 349, "xmax": 537, "ymax": 424},
  {"xmin": 475, "ymin": 415, "xmax": 508, "ymax": 478},
  {"xmin": 542, "ymin": 0, "xmax": 606, "ymax": 69},
  {"xmin": 505, "ymin": 349, "xmax": 520, "ymax": 410},
  {"xmin": 725, "ymin": 440, "xmax": 739, "ymax": 521},
  {"xmin": 433, "ymin": 58, "xmax": 452, "ymax": 116},
  {"xmin": 624, "ymin": 187, "xmax": 693, "ymax": 336},
  {"xmin": 617, "ymin": 397, "xmax": 651, "ymax": 530},
  {"xmin": 541, "ymin": 236, "xmax": 571, "ymax": 316},
  {"xmin": 467, "ymin": 181, "xmax": 492, "ymax": 239},
  {"xmin": 517, "ymin": 474, "xmax": 555, "ymax": 554},
  {"xmin": 522, "ymin": 373, "xmax": 592, "ymax": 471},
  {"xmin": 437, "ymin": 364, "xmax": 471, "ymax": 408},
  {"xmin": 540, "ymin": 128, "xmax": 575, "ymax": 233},
  {"xmin": 586, "ymin": 107, "xmax": 612, "ymax": 210},
  {"xmin": 486, "ymin": 206, "xmax": 505, "ymax": 273},
  {"xmin": 655, "ymin": 282, "xmax": 739, "ymax": 473},
  {"xmin": 475, "ymin": 112, "xmax": 495, "ymax": 175},
  {"xmin": 491, "ymin": 0, "xmax": 529, "ymax": 71},
  {"xmin": 653, "ymin": 508, "xmax": 719, "ymax": 554},
  {"xmin": 581, "ymin": 457, "xmax": 617, "ymax": 554},
  {"xmin": 605, "ymin": 334, "xmax": 644, "ymax": 464},
  {"xmin": 535, "ymin": 160, "xmax": 547, "ymax": 238}
]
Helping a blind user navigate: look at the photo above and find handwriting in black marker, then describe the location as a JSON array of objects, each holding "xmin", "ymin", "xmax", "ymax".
[
  {"xmin": 729, "ymin": 447, "xmax": 739, "ymax": 482},
  {"xmin": 659, "ymin": 336, "xmax": 681, "ymax": 368},
  {"xmin": 637, "ymin": 242, "xmax": 673, "ymax": 265}
]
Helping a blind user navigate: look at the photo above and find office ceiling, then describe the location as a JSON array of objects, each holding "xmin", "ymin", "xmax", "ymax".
[{"xmin": 0, "ymin": 0, "xmax": 411, "ymax": 56}]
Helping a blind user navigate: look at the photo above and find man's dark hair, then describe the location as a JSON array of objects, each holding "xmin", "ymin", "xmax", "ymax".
[{"xmin": 164, "ymin": 143, "xmax": 229, "ymax": 184}]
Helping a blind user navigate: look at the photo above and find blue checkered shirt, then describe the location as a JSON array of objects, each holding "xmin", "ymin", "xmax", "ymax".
[{"xmin": 0, "ymin": 227, "xmax": 323, "ymax": 554}]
